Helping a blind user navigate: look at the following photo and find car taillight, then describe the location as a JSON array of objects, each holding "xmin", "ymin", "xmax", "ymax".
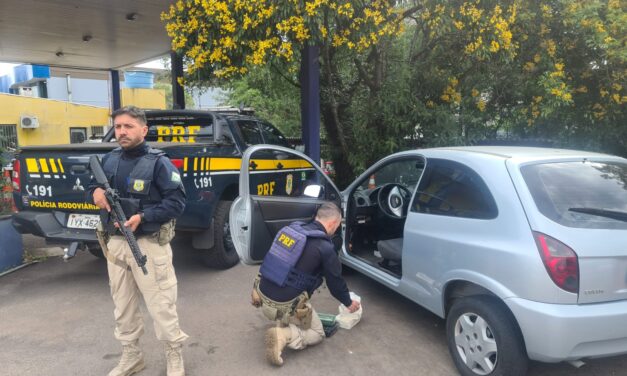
[
  {"xmin": 11, "ymin": 160, "xmax": 20, "ymax": 191},
  {"xmin": 171, "ymin": 159, "xmax": 184, "ymax": 169},
  {"xmin": 533, "ymin": 231, "xmax": 579, "ymax": 293}
]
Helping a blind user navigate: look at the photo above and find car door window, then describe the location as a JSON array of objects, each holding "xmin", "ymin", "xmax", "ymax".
[
  {"xmin": 259, "ymin": 122, "xmax": 290, "ymax": 147},
  {"xmin": 412, "ymin": 159, "xmax": 497, "ymax": 219},
  {"xmin": 248, "ymin": 148, "xmax": 337, "ymax": 200},
  {"xmin": 237, "ymin": 120, "xmax": 263, "ymax": 146}
]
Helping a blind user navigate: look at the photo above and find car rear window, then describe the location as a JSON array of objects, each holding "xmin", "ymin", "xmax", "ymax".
[
  {"xmin": 521, "ymin": 161, "xmax": 627, "ymax": 229},
  {"xmin": 146, "ymin": 117, "xmax": 214, "ymax": 143}
]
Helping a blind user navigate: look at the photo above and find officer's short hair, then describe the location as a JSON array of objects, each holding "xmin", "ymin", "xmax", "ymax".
[
  {"xmin": 111, "ymin": 105, "xmax": 147, "ymax": 126},
  {"xmin": 315, "ymin": 202, "xmax": 341, "ymax": 222}
]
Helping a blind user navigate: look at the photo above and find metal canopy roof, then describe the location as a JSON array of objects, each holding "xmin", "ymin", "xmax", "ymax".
[{"xmin": 0, "ymin": 0, "xmax": 174, "ymax": 70}]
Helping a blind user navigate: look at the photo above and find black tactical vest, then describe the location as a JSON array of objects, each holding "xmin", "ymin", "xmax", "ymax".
[{"xmin": 102, "ymin": 147, "xmax": 165, "ymax": 233}]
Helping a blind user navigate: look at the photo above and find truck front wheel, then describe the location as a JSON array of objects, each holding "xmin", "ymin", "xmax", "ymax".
[{"xmin": 201, "ymin": 200, "xmax": 239, "ymax": 269}]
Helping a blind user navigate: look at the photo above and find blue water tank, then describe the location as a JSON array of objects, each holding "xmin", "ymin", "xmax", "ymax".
[
  {"xmin": 0, "ymin": 216, "xmax": 23, "ymax": 272},
  {"xmin": 124, "ymin": 71, "xmax": 155, "ymax": 89}
]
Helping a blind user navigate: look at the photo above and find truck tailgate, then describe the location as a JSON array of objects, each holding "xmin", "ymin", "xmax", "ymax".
[{"xmin": 12, "ymin": 144, "xmax": 116, "ymax": 242}]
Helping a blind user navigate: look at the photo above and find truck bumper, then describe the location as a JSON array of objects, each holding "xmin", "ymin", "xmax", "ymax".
[
  {"xmin": 12, "ymin": 211, "xmax": 97, "ymax": 245},
  {"xmin": 505, "ymin": 297, "xmax": 627, "ymax": 362}
]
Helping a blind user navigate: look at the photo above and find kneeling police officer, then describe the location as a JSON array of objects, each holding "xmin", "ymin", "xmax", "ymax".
[{"xmin": 251, "ymin": 202, "xmax": 361, "ymax": 366}]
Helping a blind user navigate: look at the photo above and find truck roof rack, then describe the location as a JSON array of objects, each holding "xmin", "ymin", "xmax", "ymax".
[{"xmin": 202, "ymin": 106, "xmax": 255, "ymax": 115}]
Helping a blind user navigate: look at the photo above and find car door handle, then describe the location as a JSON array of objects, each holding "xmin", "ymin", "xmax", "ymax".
[{"xmin": 71, "ymin": 165, "xmax": 87, "ymax": 174}]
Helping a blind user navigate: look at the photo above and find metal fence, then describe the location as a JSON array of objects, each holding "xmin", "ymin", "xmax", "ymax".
[{"xmin": 0, "ymin": 124, "xmax": 18, "ymax": 150}]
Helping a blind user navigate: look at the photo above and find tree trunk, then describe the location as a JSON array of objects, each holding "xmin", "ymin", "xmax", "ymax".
[{"xmin": 319, "ymin": 44, "xmax": 355, "ymax": 189}]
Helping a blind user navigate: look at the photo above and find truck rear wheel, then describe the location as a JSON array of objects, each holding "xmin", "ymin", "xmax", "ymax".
[{"xmin": 201, "ymin": 200, "xmax": 239, "ymax": 269}]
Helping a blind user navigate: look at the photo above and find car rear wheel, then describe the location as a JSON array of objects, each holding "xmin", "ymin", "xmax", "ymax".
[
  {"xmin": 201, "ymin": 200, "xmax": 239, "ymax": 269},
  {"xmin": 446, "ymin": 296, "xmax": 527, "ymax": 376}
]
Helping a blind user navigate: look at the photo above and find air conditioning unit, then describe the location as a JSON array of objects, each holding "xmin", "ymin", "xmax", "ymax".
[
  {"xmin": 20, "ymin": 115, "xmax": 39, "ymax": 129},
  {"xmin": 18, "ymin": 87, "xmax": 33, "ymax": 97}
]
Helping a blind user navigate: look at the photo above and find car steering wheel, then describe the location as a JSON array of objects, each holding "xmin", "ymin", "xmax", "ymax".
[{"xmin": 377, "ymin": 183, "xmax": 412, "ymax": 219}]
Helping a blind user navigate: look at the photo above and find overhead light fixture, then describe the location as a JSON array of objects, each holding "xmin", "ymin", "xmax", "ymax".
[
  {"xmin": 126, "ymin": 12, "xmax": 138, "ymax": 21},
  {"xmin": 82, "ymin": 34, "xmax": 92, "ymax": 42},
  {"xmin": 55, "ymin": 51, "xmax": 64, "ymax": 57}
]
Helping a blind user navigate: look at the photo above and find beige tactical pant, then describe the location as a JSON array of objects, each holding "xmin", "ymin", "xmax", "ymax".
[
  {"xmin": 106, "ymin": 235, "xmax": 188, "ymax": 345},
  {"xmin": 263, "ymin": 302, "xmax": 325, "ymax": 350}
]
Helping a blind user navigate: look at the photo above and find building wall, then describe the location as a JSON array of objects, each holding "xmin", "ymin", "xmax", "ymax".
[
  {"xmin": 48, "ymin": 76, "xmax": 110, "ymax": 108},
  {"xmin": 0, "ymin": 93, "xmax": 109, "ymax": 147},
  {"xmin": 121, "ymin": 88, "xmax": 166, "ymax": 109}
]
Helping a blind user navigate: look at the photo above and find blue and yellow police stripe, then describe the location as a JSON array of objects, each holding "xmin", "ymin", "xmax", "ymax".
[
  {"xmin": 24, "ymin": 158, "xmax": 66, "ymax": 179},
  {"xmin": 181, "ymin": 157, "xmax": 314, "ymax": 177}
]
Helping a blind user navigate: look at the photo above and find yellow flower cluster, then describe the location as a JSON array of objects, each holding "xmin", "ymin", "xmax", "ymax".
[
  {"xmin": 277, "ymin": 16, "xmax": 310, "ymax": 42},
  {"xmin": 523, "ymin": 61, "xmax": 535, "ymax": 72},
  {"xmin": 476, "ymin": 99, "xmax": 486, "ymax": 112},
  {"xmin": 456, "ymin": 3, "xmax": 516, "ymax": 57},
  {"xmin": 549, "ymin": 62, "xmax": 565, "ymax": 78},
  {"xmin": 549, "ymin": 83, "xmax": 572, "ymax": 102},
  {"xmin": 525, "ymin": 96, "xmax": 543, "ymax": 125},
  {"xmin": 441, "ymin": 78, "xmax": 461, "ymax": 104},
  {"xmin": 592, "ymin": 103, "xmax": 606, "ymax": 119},
  {"xmin": 544, "ymin": 39, "xmax": 557, "ymax": 57},
  {"xmin": 162, "ymin": 0, "xmax": 403, "ymax": 78}
]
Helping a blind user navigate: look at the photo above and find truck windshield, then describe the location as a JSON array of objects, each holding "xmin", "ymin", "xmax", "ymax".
[{"xmin": 521, "ymin": 161, "xmax": 627, "ymax": 229}]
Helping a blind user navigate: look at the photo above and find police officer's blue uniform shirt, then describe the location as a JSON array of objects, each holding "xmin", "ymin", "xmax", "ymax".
[
  {"xmin": 87, "ymin": 141, "xmax": 186, "ymax": 230},
  {"xmin": 260, "ymin": 220, "xmax": 352, "ymax": 307}
]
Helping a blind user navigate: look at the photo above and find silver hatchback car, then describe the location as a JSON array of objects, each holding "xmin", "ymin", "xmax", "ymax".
[{"xmin": 230, "ymin": 145, "xmax": 627, "ymax": 376}]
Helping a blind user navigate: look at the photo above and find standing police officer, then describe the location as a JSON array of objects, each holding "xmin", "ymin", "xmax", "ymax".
[
  {"xmin": 90, "ymin": 106, "xmax": 187, "ymax": 376},
  {"xmin": 251, "ymin": 202, "xmax": 361, "ymax": 366}
]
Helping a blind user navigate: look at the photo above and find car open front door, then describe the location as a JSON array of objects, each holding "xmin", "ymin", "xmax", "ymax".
[{"xmin": 230, "ymin": 145, "xmax": 341, "ymax": 264}]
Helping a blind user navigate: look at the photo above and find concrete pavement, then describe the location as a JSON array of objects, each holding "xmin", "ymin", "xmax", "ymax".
[{"xmin": 1, "ymin": 237, "xmax": 627, "ymax": 375}]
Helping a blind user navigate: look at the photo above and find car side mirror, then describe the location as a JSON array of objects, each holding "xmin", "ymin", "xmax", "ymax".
[{"xmin": 304, "ymin": 184, "xmax": 322, "ymax": 198}]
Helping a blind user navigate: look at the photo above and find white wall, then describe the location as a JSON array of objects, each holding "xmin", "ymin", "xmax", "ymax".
[
  {"xmin": 189, "ymin": 87, "xmax": 228, "ymax": 109},
  {"xmin": 47, "ymin": 76, "xmax": 110, "ymax": 108}
]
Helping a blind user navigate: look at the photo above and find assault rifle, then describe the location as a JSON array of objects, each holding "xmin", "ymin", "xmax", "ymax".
[{"xmin": 89, "ymin": 155, "xmax": 148, "ymax": 275}]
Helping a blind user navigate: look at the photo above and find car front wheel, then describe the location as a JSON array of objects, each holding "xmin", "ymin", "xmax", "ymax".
[{"xmin": 446, "ymin": 296, "xmax": 528, "ymax": 376}]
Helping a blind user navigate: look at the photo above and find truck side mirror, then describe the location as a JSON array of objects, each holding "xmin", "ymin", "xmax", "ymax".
[{"xmin": 304, "ymin": 184, "xmax": 323, "ymax": 198}]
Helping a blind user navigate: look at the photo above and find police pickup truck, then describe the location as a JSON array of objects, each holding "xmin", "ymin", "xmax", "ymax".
[{"xmin": 11, "ymin": 109, "xmax": 298, "ymax": 269}]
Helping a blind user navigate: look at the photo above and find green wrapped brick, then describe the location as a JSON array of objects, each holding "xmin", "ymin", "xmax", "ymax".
[
  {"xmin": 318, "ymin": 313, "xmax": 339, "ymax": 337},
  {"xmin": 318, "ymin": 313, "xmax": 336, "ymax": 326}
]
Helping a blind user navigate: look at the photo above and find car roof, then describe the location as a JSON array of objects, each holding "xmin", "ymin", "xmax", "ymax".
[{"xmin": 406, "ymin": 146, "xmax": 620, "ymax": 161}]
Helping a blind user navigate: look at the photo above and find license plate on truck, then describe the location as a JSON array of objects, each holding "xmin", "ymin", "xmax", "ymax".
[{"xmin": 67, "ymin": 214, "xmax": 100, "ymax": 229}]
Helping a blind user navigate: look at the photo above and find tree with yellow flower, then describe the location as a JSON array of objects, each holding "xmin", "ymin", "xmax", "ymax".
[{"xmin": 162, "ymin": 0, "xmax": 417, "ymax": 186}]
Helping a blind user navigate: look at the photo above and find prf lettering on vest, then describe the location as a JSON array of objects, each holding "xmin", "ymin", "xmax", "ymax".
[
  {"xmin": 278, "ymin": 233, "xmax": 296, "ymax": 249},
  {"xmin": 157, "ymin": 125, "xmax": 201, "ymax": 143},
  {"xmin": 257, "ymin": 181, "xmax": 276, "ymax": 196}
]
